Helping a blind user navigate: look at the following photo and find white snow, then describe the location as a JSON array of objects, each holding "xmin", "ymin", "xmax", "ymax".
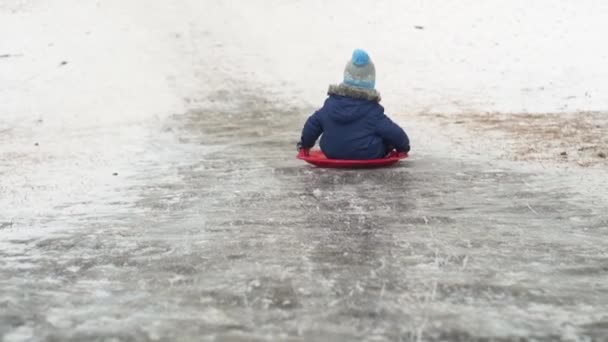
[
  {"xmin": 2, "ymin": 0, "xmax": 607, "ymax": 145},
  {"xmin": 185, "ymin": 0, "xmax": 608, "ymax": 114},
  {"xmin": 0, "ymin": 0, "xmax": 606, "ymax": 249},
  {"xmin": 0, "ymin": 0, "xmax": 191, "ymax": 126},
  {"xmin": 0, "ymin": 0, "xmax": 199, "ymax": 235},
  {"xmin": 1, "ymin": 0, "xmax": 607, "ymax": 272},
  {"xmin": 1, "ymin": 1, "xmax": 608, "ymax": 339}
]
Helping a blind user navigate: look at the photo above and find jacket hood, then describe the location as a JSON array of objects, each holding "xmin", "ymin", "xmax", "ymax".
[{"xmin": 326, "ymin": 84, "xmax": 381, "ymax": 124}]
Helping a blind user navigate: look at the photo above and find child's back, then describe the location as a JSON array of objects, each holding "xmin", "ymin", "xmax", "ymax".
[{"xmin": 299, "ymin": 49, "xmax": 410, "ymax": 160}]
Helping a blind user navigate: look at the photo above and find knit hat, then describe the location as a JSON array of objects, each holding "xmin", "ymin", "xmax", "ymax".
[{"xmin": 342, "ymin": 49, "xmax": 376, "ymax": 89}]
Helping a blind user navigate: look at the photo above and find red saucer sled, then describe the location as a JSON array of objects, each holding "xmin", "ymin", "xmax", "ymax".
[{"xmin": 297, "ymin": 149, "xmax": 408, "ymax": 169}]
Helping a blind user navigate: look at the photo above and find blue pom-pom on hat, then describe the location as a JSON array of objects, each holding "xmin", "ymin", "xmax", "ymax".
[{"xmin": 351, "ymin": 49, "xmax": 370, "ymax": 66}]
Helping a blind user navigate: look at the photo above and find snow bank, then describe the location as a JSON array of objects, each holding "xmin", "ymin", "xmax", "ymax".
[{"xmin": 188, "ymin": 0, "xmax": 608, "ymax": 114}]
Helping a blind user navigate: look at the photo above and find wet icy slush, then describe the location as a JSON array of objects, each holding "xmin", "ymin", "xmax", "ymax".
[{"xmin": 1, "ymin": 90, "xmax": 607, "ymax": 341}]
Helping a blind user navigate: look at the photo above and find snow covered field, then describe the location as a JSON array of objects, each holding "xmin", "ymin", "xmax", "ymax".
[{"xmin": 1, "ymin": 1, "xmax": 607, "ymax": 341}]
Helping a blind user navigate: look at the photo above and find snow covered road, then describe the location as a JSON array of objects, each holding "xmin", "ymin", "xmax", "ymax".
[
  {"xmin": 1, "ymin": 1, "xmax": 608, "ymax": 341},
  {"xmin": 3, "ymin": 85, "xmax": 608, "ymax": 341}
]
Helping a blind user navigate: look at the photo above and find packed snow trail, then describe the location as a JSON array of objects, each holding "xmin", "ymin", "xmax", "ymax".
[
  {"xmin": 2, "ymin": 1, "xmax": 608, "ymax": 341},
  {"xmin": 2, "ymin": 86, "xmax": 607, "ymax": 341}
]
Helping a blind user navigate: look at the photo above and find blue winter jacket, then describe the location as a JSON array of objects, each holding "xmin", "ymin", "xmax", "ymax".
[{"xmin": 300, "ymin": 85, "xmax": 410, "ymax": 160}]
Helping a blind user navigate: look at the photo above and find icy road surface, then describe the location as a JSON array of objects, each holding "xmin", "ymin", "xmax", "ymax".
[
  {"xmin": 2, "ymin": 0, "xmax": 608, "ymax": 341},
  {"xmin": 2, "ymin": 89, "xmax": 608, "ymax": 341}
]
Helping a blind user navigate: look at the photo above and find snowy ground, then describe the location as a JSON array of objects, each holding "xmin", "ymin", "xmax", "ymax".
[{"xmin": 1, "ymin": 1, "xmax": 608, "ymax": 341}]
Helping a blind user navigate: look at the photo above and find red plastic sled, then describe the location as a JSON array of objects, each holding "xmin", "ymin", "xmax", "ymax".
[{"xmin": 297, "ymin": 149, "xmax": 408, "ymax": 168}]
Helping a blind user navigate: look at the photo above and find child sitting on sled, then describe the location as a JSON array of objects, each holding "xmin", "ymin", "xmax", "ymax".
[{"xmin": 297, "ymin": 49, "xmax": 410, "ymax": 160}]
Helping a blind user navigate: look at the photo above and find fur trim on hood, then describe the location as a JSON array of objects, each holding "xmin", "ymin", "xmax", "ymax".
[{"xmin": 327, "ymin": 84, "xmax": 381, "ymax": 102}]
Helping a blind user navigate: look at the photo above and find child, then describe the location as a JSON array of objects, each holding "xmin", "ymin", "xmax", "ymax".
[{"xmin": 298, "ymin": 49, "xmax": 410, "ymax": 160}]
